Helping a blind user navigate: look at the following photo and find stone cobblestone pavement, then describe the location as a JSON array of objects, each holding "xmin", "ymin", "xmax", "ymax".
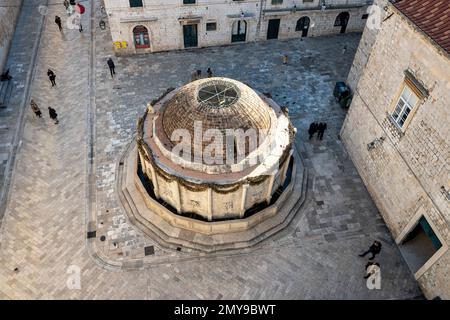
[{"xmin": 0, "ymin": 0, "xmax": 423, "ymax": 299}]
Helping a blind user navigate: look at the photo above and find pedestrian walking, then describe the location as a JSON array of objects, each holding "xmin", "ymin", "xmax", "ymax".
[
  {"xmin": 308, "ymin": 122, "xmax": 318, "ymax": 140},
  {"xmin": 47, "ymin": 69, "xmax": 56, "ymax": 87},
  {"xmin": 191, "ymin": 69, "xmax": 202, "ymax": 82},
  {"xmin": 79, "ymin": 22, "xmax": 83, "ymax": 33},
  {"xmin": 282, "ymin": 54, "xmax": 288, "ymax": 65},
  {"xmin": 63, "ymin": 0, "xmax": 69, "ymax": 10},
  {"xmin": 342, "ymin": 45, "xmax": 347, "ymax": 55},
  {"xmin": 30, "ymin": 99, "xmax": 42, "ymax": 118},
  {"xmin": 317, "ymin": 122, "xmax": 327, "ymax": 140},
  {"xmin": 55, "ymin": 15, "xmax": 62, "ymax": 31},
  {"xmin": 207, "ymin": 67, "xmax": 213, "ymax": 78},
  {"xmin": 107, "ymin": 58, "xmax": 116, "ymax": 78},
  {"xmin": 359, "ymin": 240, "xmax": 382, "ymax": 260},
  {"xmin": 48, "ymin": 107, "xmax": 59, "ymax": 124}
]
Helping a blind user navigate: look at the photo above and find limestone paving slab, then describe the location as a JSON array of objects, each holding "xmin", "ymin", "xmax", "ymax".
[{"xmin": 0, "ymin": 0, "xmax": 423, "ymax": 299}]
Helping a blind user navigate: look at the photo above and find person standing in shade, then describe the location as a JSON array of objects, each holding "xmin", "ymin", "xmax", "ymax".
[
  {"xmin": 282, "ymin": 54, "xmax": 288, "ymax": 65},
  {"xmin": 47, "ymin": 69, "xmax": 56, "ymax": 87},
  {"xmin": 48, "ymin": 107, "xmax": 59, "ymax": 124},
  {"xmin": 190, "ymin": 69, "xmax": 201, "ymax": 82},
  {"xmin": 359, "ymin": 240, "xmax": 382, "ymax": 260},
  {"xmin": 317, "ymin": 122, "xmax": 327, "ymax": 140},
  {"xmin": 207, "ymin": 67, "xmax": 213, "ymax": 78},
  {"xmin": 107, "ymin": 58, "xmax": 116, "ymax": 78},
  {"xmin": 308, "ymin": 122, "xmax": 318, "ymax": 140},
  {"xmin": 30, "ymin": 99, "xmax": 42, "ymax": 118},
  {"xmin": 55, "ymin": 15, "xmax": 62, "ymax": 31}
]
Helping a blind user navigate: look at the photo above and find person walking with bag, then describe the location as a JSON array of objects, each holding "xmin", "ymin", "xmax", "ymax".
[{"xmin": 30, "ymin": 99, "xmax": 42, "ymax": 118}]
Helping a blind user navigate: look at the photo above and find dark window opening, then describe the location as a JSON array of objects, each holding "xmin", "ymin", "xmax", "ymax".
[
  {"xmin": 206, "ymin": 22, "xmax": 217, "ymax": 31},
  {"xmin": 129, "ymin": 0, "xmax": 143, "ymax": 8}
]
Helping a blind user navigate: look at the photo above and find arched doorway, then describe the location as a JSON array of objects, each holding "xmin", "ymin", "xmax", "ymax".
[
  {"xmin": 334, "ymin": 12, "xmax": 350, "ymax": 34},
  {"xmin": 296, "ymin": 16, "xmax": 310, "ymax": 37},
  {"xmin": 133, "ymin": 25, "xmax": 150, "ymax": 49},
  {"xmin": 231, "ymin": 20, "xmax": 247, "ymax": 43}
]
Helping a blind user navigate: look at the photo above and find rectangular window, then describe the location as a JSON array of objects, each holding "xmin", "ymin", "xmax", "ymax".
[
  {"xmin": 391, "ymin": 86, "xmax": 419, "ymax": 128},
  {"xmin": 206, "ymin": 22, "xmax": 217, "ymax": 31},
  {"xmin": 129, "ymin": 0, "xmax": 143, "ymax": 7},
  {"xmin": 271, "ymin": 0, "xmax": 283, "ymax": 4},
  {"xmin": 183, "ymin": 0, "xmax": 196, "ymax": 4}
]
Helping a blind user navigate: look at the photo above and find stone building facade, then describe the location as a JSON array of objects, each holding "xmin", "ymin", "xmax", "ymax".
[
  {"xmin": 341, "ymin": 0, "xmax": 450, "ymax": 299},
  {"xmin": 0, "ymin": 0, "xmax": 22, "ymax": 74},
  {"xmin": 103, "ymin": 0, "xmax": 372, "ymax": 54}
]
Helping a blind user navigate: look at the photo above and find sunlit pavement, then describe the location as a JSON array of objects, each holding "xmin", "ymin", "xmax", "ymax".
[{"xmin": 0, "ymin": 0, "xmax": 422, "ymax": 299}]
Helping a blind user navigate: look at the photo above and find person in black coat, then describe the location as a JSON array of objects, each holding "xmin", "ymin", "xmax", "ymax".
[
  {"xmin": 107, "ymin": 58, "xmax": 116, "ymax": 78},
  {"xmin": 359, "ymin": 240, "xmax": 382, "ymax": 260},
  {"xmin": 308, "ymin": 122, "xmax": 318, "ymax": 140},
  {"xmin": 317, "ymin": 122, "xmax": 327, "ymax": 140},
  {"xmin": 48, "ymin": 107, "xmax": 59, "ymax": 124},
  {"xmin": 47, "ymin": 69, "xmax": 56, "ymax": 86},
  {"xmin": 55, "ymin": 15, "xmax": 62, "ymax": 31}
]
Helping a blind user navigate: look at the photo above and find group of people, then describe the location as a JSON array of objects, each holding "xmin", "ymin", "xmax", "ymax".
[
  {"xmin": 191, "ymin": 67, "xmax": 213, "ymax": 82},
  {"xmin": 308, "ymin": 122, "xmax": 328, "ymax": 140},
  {"xmin": 34, "ymin": 57, "xmax": 118, "ymax": 123},
  {"xmin": 30, "ymin": 99, "xmax": 59, "ymax": 124},
  {"xmin": 359, "ymin": 240, "xmax": 382, "ymax": 281},
  {"xmin": 55, "ymin": 0, "xmax": 83, "ymax": 33}
]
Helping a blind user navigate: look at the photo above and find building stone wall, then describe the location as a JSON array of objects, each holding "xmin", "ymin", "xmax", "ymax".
[
  {"xmin": 103, "ymin": 0, "xmax": 371, "ymax": 55},
  {"xmin": 0, "ymin": 0, "xmax": 22, "ymax": 74},
  {"xmin": 346, "ymin": 0, "xmax": 386, "ymax": 91},
  {"xmin": 340, "ymin": 3, "xmax": 450, "ymax": 299}
]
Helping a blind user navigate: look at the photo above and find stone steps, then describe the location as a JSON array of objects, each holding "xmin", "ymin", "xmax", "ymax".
[{"xmin": 116, "ymin": 141, "xmax": 308, "ymax": 253}]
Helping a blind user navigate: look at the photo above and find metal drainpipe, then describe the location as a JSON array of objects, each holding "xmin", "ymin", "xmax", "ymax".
[{"xmin": 256, "ymin": 0, "xmax": 266, "ymax": 41}]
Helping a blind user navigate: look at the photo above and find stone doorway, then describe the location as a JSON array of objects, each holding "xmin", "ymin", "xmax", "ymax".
[
  {"xmin": 231, "ymin": 20, "xmax": 247, "ymax": 43},
  {"xmin": 267, "ymin": 19, "xmax": 280, "ymax": 40},
  {"xmin": 334, "ymin": 12, "xmax": 350, "ymax": 34},
  {"xmin": 296, "ymin": 17, "xmax": 310, "ymax": 37},
  {"xmin": 399, "ymin": 216, "xmax": 443, "ymax": 274},
  {"xmin": 183, "ymin": 24, "xmax": 198, "ymax": 48}
]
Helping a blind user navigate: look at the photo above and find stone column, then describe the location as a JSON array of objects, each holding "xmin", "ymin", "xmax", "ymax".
[
  {"xmin": 207, "ymin": 188, "xmax": 213, "ymax": 222},
  {"xmin": 265, "ymin": 174, "xmax": 276, "ymax": 204},
  {"xmin": 174, "ymin": 180, "xmax": 182, "ymax": 214},
  {"xmin": 280, "ymin": 151, "xmax": 293, "ymax": 184},
  {"xmin": 239, "ymin": 184, "xmax": 249, "ymax": 218},
  {"xmin": 149, "ymin": 164, "xmax": 160, "ymax": 198},
  {"xmin": 152, "ymin": 116, "xmax": 157, "ymax": 137}
]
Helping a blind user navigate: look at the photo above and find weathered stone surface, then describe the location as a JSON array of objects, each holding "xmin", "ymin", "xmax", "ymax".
[
  {"xmin": 104, "ymin": 0, "xmax": 369, "ymax": 54},
  {"xmin": 341, "ymin": 0, "xmax": 450, "ymax": 299},
  {"xmin": 0, "ymin": 0, "xmax": 22, "ymax": 74},
  {"xmin": 0, "ymin": 0, "xmax": 422, "ymax": 299}
]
